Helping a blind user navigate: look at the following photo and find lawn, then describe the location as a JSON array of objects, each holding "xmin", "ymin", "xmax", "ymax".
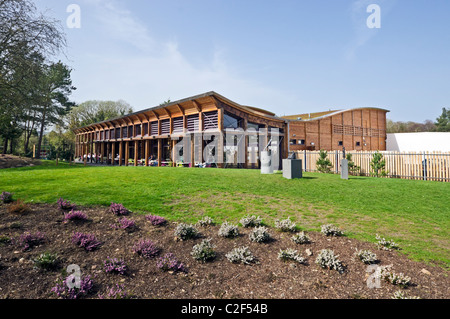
[{"xmin": 0, "ymin": 161, "xmax": 449, "ymax": 267}]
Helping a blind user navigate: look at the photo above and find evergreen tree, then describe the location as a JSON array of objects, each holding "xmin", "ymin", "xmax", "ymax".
[{"xmin": 316, "ymin": 150, "xmax": 333, "ymax": 173}]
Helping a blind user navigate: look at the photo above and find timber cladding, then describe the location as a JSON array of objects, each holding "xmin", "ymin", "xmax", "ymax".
[{"xmin": 286, "ymin": 108, "xmax": 389, "ymax": 151}]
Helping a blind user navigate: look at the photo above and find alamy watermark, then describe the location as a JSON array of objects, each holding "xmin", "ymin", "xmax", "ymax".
[
  {"xmin": 66, "ymin": 4, "xmax": 81, "ymax": 29},
  {"xmin": 66, "ymin": 264, "xmax": 81, "ymax": 289},
  {"xmin": 367, "ymin": 4, "xmax": 381, "ymax": 29}
]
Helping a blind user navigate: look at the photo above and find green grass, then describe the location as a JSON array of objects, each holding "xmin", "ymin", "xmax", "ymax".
[{"xmin": 1, "ymin": 161, "xmax": 449, "ymax": 267}]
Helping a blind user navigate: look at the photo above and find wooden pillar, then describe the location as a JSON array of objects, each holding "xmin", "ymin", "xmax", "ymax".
[
  {"xmin": 106, "ymin": 143, "xmax": 111, "ymax": 165},
  {"xmin": 134, "ymin": 140, "xmax": 138, "ymax": 167},
  {"xmin": 172, "ymin": 139, "xmax": 176, "ymax": 167},
  {"xmin": 100, "ymin": 143, "xmax": 105, "ymax": 164},
  {"xmin": 190, "ymin": 135, "xmax": 195, "ymax": 167},
  {"xmin": 111, "ymin": 142, "xmax": 116, "ymax": 166},
  {"xmin": 83, "ymin": 143, "xmax": 87, "ymax": 166},
  {"xmin": 125, "ymin": 141, "xmax": 129, "ymax": 166},
  {"xmin": 145, "ymin": 140, "xmax": 149, "ymax": 167},
  {"xmin": 217, "ymin": 108, "xmax": 224, "ymax": 168},
  {"xmin": 119, "ymin": 141, "xmax": 123, "ymax": 166},
  {"xmin": 157, "ymin": 139, "xmax": 162, "ymax": 167}
]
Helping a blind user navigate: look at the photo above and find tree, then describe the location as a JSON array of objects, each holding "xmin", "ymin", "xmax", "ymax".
[
  {"xmin": 346, "ymin": 154, "xmax": 360, "ymax": 176},
  {"xmin": 67, "ymin": 100, "xmax": 133, "ymax": 130},
  {"xmin": 435, "ymin": 108, "xmax": 450, "ymax": 132},
  {"xmin": 0, "ymin": 0, "xmax": 67, "ymax": 156},
  {"xmin": 34, "ymin": 62, "xmax": 76, "ymax": 159},
  {"xmin": 370, "ymin": 151, "xmax": 387, "ymax": 177},
  {"xmin": 316, "ymin": 150, "xmax": 333, "ymax": 173}
]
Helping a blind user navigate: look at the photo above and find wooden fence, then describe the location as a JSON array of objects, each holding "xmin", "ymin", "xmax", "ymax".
[{"xmin": 295, "ymin": 150, "xmax": 450, "ymax": 182}]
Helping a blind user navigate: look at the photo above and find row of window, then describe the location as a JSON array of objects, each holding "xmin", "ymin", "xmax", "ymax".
[
  {"xmin": 290, "ymin": 140, "xmax": 367, "ymax": 147},
  {"xmin": 78, "ymin": 112, "xmax": 218, "ymax": 142}
]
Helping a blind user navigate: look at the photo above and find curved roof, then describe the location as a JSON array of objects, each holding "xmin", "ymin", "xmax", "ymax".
[{"xmin": 282, "ymin": 107, "xmax": 390, "ymax": 122}]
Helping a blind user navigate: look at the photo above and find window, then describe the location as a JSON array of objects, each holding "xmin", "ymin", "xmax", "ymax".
[
  {"xmin": 338, "ymin": 141, "xmax": 343, "ymax": 146},
  {"xmin": 172, "ymin": 117, "xmax": 184, "ymax": 133},
  {"xmin": 203, "ymin": 111, "xmax": 218, "ymax": 130},
  {"xmin": 135, "ymin": 124, "xmax": 142, "ymax": 136},
  {"xmin": 160, "ymin": 119, "xmax": 170, "ymax": 135},
  {"xmin": 290, "ymin": 139, "xmax": 297, "ymax": 145},
  {"xmin": 150, "ymin": 121, "xmax": 158, "ymax": 136},
  {"xmin": 143, "ymin": 123, "xmax": 149, "ymax": 136},
  {"xmin": 224, "ymin": 113, "xmax": 243, "ymax": 129},
  {"xmin": 298, "ymin": 139, "xmax": 305, "ymax": 145},
  {"xmin": 187, "ymin": 114, "xmax": 199, "ymax": 132},
  {"xmin": 356, "ymin": 141, "xmax": 361, "ymax": 147}
]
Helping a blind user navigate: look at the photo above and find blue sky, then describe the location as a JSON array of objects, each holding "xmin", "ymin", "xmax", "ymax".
[{"xmin": 35, "ymin": 0, "xmax": 450, "ymax": 122}]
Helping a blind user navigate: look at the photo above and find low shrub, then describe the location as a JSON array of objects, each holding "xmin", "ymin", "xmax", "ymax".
[
  {"xmin": 18, "ymin": 231, "xmax": 46, "ymax": 251},
  {"xmin": 109, "ymin": 203, "xmax": 130, "ymax": 216},
  {"xmin": 376, "ymin": 234, "xmax": 400, "ymax": 251},
  {"xmin": 196, "ymin": 216, "xmax": 214, "ymax": 227},
  {"xmin": 7, "ymin": 200, "xmax": 31, "ymax": 215},
  {"xmin": 392, "ymin": 290, "xmax": 420, "ymax": 299},
  {"xmin": 57, "ymin": 198, "xmax": 76, "ymax": 211},
  {"xmin": 98, "ymin": 284, "xmax": 133, "ymax": 299},
  {"xmin": 320, "ymin": 224, "xmax": 344, "ymax": 237},
  {"xmin": 218, "ymin": 221, "xmax": 239, "ymax": 238},
  {"xmin": 111, "ymin": 217, "xmax": 137, "ymax": 231},
  {"xmin": 157, "ymin": 253, "xmax": 186, "ymax": 272},
  {"xmin": 315, "ymin": 249, "xmax": 345, "ymax": 273},
  {"xmin": 145, "ymin": 214, "xmax": 167, "ymax": 226},
  {"xmin": 64, "ymin": 210, "xmax": 88, "ymax": 222},
  {"xmin": 33, "ymin": 252, "xmax": 60, "ymax": 271},
  {"xmin": 275, "ymin": 218, "xmax": 296, "ymax": 232},
  {"xmin": 225, "ymin": 246, "xmax": 256, "ymax": 265},
  {"xmin": 51, "ymin": 274, "xmax": 94, "ymax": 299},
  {"xmin": 191, "ymin": 239, "xmax": 216, "ymax": 263},
  {"xmin": 386, "ymin": 272, "xmax": 412, "ymax": 288},
  {"xmin": 0, "ymin": 191, "xmax": 13, "ymax": 203},
  {"xmin": 72, "ymin": 232, "xmax": 101, "ymax": 251},
  {"xmin": 291, "ymin": 232, "xmax": 311, "ymax": 244},
  {"xmin": 248, "ymin": 226, "xmax": 271, "ymax": 243},
  {"xmin": 103, "ymin": 257, "xmax": 127, "ymax": 275},
  {"xmin": 0, "ymin": 235, "xmax": 11, "ymax": 246},
  {"xmin": 278, "ymin": 248, "xmax": 306, "ymax": 264},
  {"xmin": 240, "ymin": 215, "xmax": 262, "ymax": 228},
  {"xmin": 174, "ymin": 223, "xmax": 199, "ymax": 241},
  {"xmin": 355, "ymin": 249, "xmax": 378, "ymax": 264},
  {"xmin": 132, "ymin": 239, "xmax": 160, "ymax": 259}
]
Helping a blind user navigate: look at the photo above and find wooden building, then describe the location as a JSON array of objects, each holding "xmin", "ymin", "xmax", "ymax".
[
  {"xmin": 73, "ymin": 92, "xmax": 288, "ymax": 168},
  {"xmin": 74, "ymin": 92, "xmax": 389, "ymax": 168},
  {"xmin": 283, "ymin": 108, "xmax": 389, "ymax": 152}
]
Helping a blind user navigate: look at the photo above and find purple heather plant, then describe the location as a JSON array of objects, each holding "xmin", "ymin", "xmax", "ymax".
[
  {"xmin": 145, "ymin": 214, "xmax": 167, "ymax": 226},
  {"xmin": 57, "ymin": 198, "xmax": 76, "ymax": 211},
  {"xmin": 111, "ymin": 217, "xmax": 136, "ymax": 231},
  {"xmin": 109, "ymin": 202, "xmax": 130, "ymax": 216},
  {"xmin": 72, "ymin": 232, "xmax": 102, "ymax": 251},
  {"xmin": 132, "ymin": 239, "xmax": 160, "ymax": 259},
  {"xmin": 156, "ymin": 253, "xmax": 186, "ymax": 273},
  {"xmin": 51, "ymin": 274, "xmax": 93, "ymax": 299},
  {"xmin": 103, "ymin": 257, "xmax": 127, "ymax": 275},
  {"xmin": 18, "ymin": 231, "xmax": 46, "ymax": 251},
  {"xmin": 98, "ymin": 284, "xmax": 131, "ymax": 299},
  {"xmin": 64, "ymin": 210, "xmax": 88, "ymax": 222},
  {"xmin": 0, "ymin": 192, "xmax": 13, "ymax": 203}
]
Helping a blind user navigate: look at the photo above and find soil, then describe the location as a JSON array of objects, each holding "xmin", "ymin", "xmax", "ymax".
[
  {"xmin": 0, "ymin": 155, "xmax": 40, "ymax": 169},
  {"xmin": 0, "ymin": 202, "xmax": 448, "ymax": 300}
]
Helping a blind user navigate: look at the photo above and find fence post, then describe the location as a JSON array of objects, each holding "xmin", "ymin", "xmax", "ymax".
[
  {"xmin": 335, "ymin": 150, "xmax": 339, "ymax": 174},
  {"xmin": 422, "ymin": 151, "xmax": 427, "ymax": 181},
  {"xmin": 304, "ymin": 150, "xmax": 307, "ymax": 172}
]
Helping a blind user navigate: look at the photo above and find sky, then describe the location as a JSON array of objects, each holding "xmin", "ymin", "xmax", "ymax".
[{"xmin": 35, "ymin": 0, "xmax": 450, "ymax": 122}]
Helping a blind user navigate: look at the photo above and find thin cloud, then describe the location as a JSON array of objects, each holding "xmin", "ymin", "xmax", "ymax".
[{"xmin": 73, "ymin": 0, "xmax": 298, "ymax": 114}]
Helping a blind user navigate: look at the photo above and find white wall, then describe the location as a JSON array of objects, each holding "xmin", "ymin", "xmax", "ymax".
[{"xmin": 387, "ymin": 132, "xmax": 450, "ymax": 152}]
